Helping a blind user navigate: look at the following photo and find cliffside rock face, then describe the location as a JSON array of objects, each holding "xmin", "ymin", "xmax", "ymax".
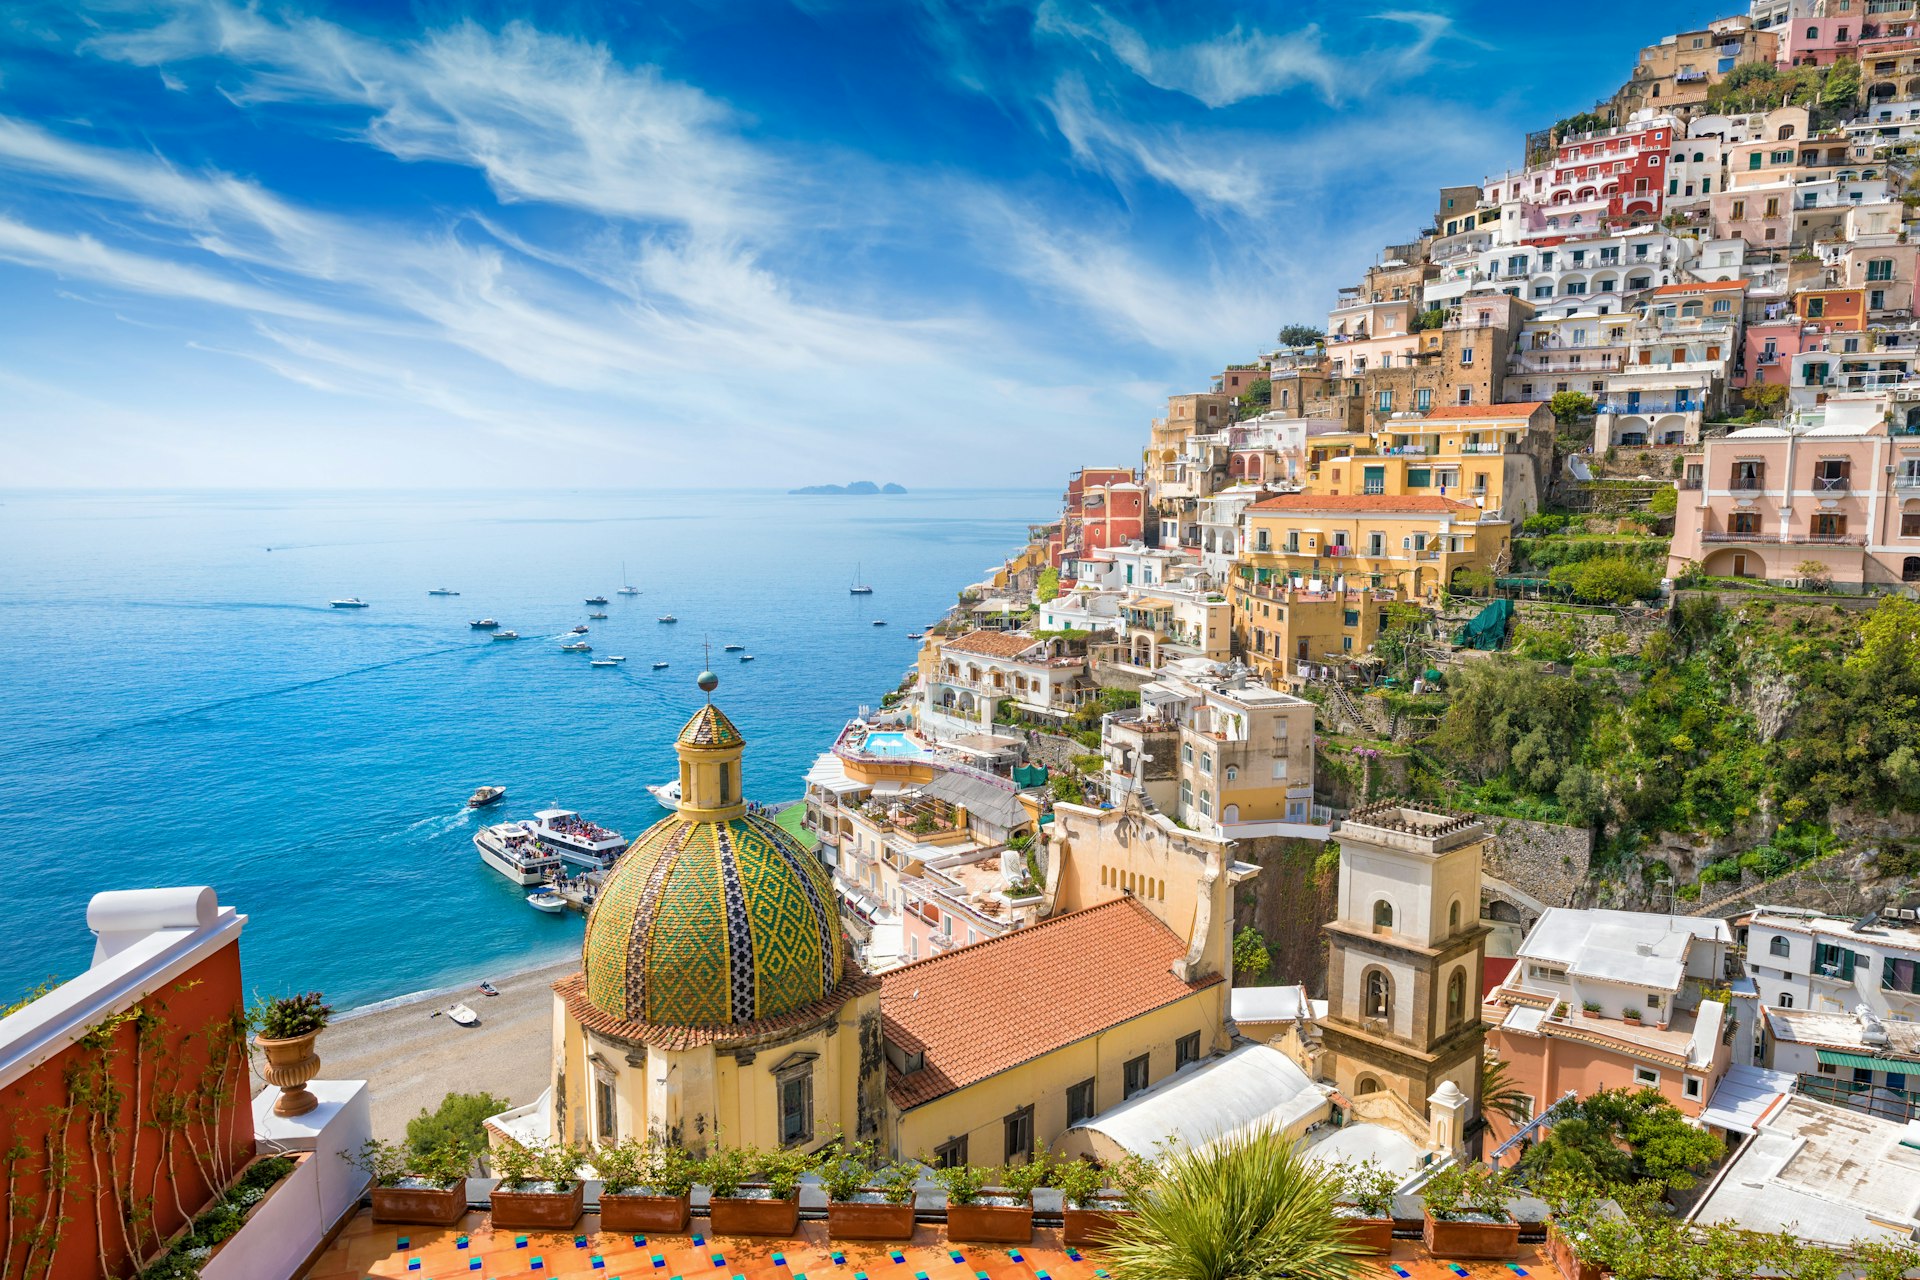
[
  {"xmin": 1483, "ymin": 816, "xmax": 1594, "ymax": 909},
  {"xmin": 1734, "ymin": 661, "xmax": 1799, "ymax": 743}
]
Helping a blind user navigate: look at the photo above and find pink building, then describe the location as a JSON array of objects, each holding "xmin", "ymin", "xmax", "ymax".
[
  {"xmin": 1741, "ymin": 317, "xmax": 1817, "ymax": 387},
  {"xmin": 1669, "ymin": 391, "xmax": 1920, "ymax": 587}
]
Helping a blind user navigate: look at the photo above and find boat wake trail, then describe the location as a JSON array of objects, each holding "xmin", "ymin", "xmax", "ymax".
[{"xmin": 14, "ymin": 644, "xmax": 473, "ymax": 755}]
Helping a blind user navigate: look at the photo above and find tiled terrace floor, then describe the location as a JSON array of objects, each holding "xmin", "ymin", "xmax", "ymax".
[{"xmin": 303, "ymin": 1211, "xmax": 1550, "ymax": 1280}]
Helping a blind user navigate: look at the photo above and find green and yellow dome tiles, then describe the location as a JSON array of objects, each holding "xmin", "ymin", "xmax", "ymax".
[{"xmin": 582, "ymin": 697, "xmax": 843, "ymax": 1028}]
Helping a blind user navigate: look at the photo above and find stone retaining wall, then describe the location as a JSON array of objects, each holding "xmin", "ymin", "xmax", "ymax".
[{"xmin": 1482, "ymin": 815, "xmax": 1594, "ymax": 909}]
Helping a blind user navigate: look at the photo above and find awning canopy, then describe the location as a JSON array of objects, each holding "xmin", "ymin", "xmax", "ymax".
[{"xmin": 1815, "ymin": 1050, "xmax": 1920, "ymax": 1076}]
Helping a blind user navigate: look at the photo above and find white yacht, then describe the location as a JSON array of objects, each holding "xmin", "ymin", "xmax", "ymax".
[
  {"xmin": 530, "ymin": 808, "xmax": 626, "ymax": 872},
  {"xmin": 618, "ymin": 562, "xmax": 640, "ymax": 596},
  {"xmin": 329, "ymin": 598, "xmax": 369, "ymax": 608},
  {"xmin": 646, "ymin": 779, "xmax": 682, "ymax": 808},
  {"xmin": 474, "ymin": 820, "xmax": 561, "ymax": 885},
  {"xmin": 428, "ymin": 588, "xmax": 460, "ymax": 597},
  {"xmin": 589, "ymin": 658, "xmax": 619, "ymax": 668},
  {"xmin": 527, "ymin": 891, "xmax": 568, "ymax": 914}
]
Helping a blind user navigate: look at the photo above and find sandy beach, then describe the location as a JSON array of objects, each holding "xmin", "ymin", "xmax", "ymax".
[{"xmin": 264, "ymin": 958, "xmax": 576, "ymax": 1141}]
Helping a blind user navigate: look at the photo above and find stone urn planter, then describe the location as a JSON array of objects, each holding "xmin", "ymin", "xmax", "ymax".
[
  {"xmin": 371, "ymin": 1179, "xmax": 467, "ymax": 1226},
  {"xmin": 254, "ymin": 1031, "xmax": 322, "ymax": 1118},
  {"xmin": 827, "ymin": 1194, "xmax": 917, "ymax": 1241},
  {"xmin": 490, "ymin": 1182, "xmax": 585, "ymax": 1230},
  {"xmin": 707, "ymin": 1191, "xmax": 801, "ymax": 1236},
  {"xmin": 1423, "ymin": 1210, "xmax": 1521, "ymax": 1260},
  {"xmin": 599, "ymin": 1192, "xmax": 690, "ymax": 1234},
  {"xmin": 1062, "ymin": 1198, "xmax": 1134, "ymax": 1247},
  {"xmin": 946, "ymin": 1197, "xmax": 1033, "ymax": 1244},
  {"xmin": 1334, "ymin": 1209, "xmax": 1394, "ymax": 1256}
]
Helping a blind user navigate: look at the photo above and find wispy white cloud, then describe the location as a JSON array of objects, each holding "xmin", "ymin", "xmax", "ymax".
[{"xmin": 1032, "ymin": 2, "xmax": 1453, "ymax": 107}]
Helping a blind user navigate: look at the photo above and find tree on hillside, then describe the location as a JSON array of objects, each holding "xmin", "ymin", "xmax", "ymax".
[
  {"xmin": 1036, "ymin": 566, "xmax": 1061, "ymax": 603},
  {"xmin": 1278, "ymin": 324, "xmax": 1325, "ymax": 348},
  {"xmin": 1430, "ymin": 658, "xmax": 1591, "ymax": 793},
  {"xmin": 408, "ymin": 1091, "xmax": 512, "ymax": 1174},
  {"xmin": 1240, "ymin": 378, "xmax": 1272, "ymax": 411},
  {"xmin": 1548, "ymin": 390, "xmax": 1597, "ymax": 424},
  {"xmin": 1232, "ymin": 927, "xmax": 1272, "ymax": 981},
  {"xmin": 1822, "ymin": 56, "xmax": 1861, "ymax": 111}
]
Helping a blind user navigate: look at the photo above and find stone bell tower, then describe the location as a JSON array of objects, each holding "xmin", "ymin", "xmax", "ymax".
[{"xmin": 1319, "ymin": 803, "xmax": 1488, "ymax": 1122}]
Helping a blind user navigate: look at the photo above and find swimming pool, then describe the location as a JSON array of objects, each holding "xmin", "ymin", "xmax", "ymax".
[{"xmin": 861, "ymin": 731, "xmax": 928, "ymax": 758}]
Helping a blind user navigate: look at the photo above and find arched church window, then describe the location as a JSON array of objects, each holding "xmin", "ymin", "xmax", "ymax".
[
  {"xmin": 1447, "ymin": 969, "xmax": 1466, "ymax": 1028},
  {"xmin": 1448, "ymin": 898, "xmax": 1462, "ymax": 933},
  {"xmin": 1373, "ymin": 899, "xmax": 1394, "ymax": 933}
]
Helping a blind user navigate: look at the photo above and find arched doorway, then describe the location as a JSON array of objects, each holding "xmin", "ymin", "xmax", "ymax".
[{"xmin": 1905, "ymin": 556, "xmax": 1920, "ymax": 583}]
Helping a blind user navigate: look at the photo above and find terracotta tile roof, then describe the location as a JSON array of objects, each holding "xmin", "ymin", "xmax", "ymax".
[
  {"xmin": 553, "ymin": 937, "xmax": 878, "ymax": 1050},
  {"xmin": 1651, "ymin": 280, "xmax": 1746, "ymax": 295},
  {"xmin": 940, "ymin": 629, "xmax": 1041, "ymax": 659},
  {"xmin": 880, "ymin": 897, "xmax": 1219, "ymax": 1110},
  {"xmin": 1247, "ymin": 494, "xmax": 1481, "ymax": 515},
  {"xmin": 1413, "ymin": 401, "xmax": 1548, "ymax": 420}
]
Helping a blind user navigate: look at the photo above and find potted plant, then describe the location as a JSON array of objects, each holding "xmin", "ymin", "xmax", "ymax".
[
  {"xmin": 251, "ymin": 991, "xmax": 332, "ymax": 1118},
  {"xmin": 1332, "ymin": 1159, "xmax": 1397, "ymax": 1255},
  {"xmin": 347, "ymin": 1138, "xmax": 469, "ymax": 1225},
  {"xmin": 1419, "ymin": 1162, "xmax": 1519, "ymax": 1259},
  {"xmin": 596, "ymin": 1137, "xmax": 695, "ymax": 1233},
  {"xmin": 822, "ymin": 1140, "xmax": 918, "ymax": 1241},
  {"xmin": 938, "ymin": 1160, "xmax": 1036, "ymax": 1244},
  {"xmin": 705, "ymin": 1144, "xmax": 814, "ymax": 1236},
  {"xmin": 489, "ymin": 1141, "xmax": 585, "ymax": 1230},
  {"xmin": 1052, "ymin": 1157, "xmax": 1139, "ymax": 1246}
]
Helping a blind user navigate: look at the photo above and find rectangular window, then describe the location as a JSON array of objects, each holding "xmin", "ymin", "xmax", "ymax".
[
  {"xmin": 1869, "ymin": 258, "xmax": 1895, "ymax": 281},
  {"xmin": 596, "ymin": 1076, "xmax": 617, "ymax": 1141},
  {"xmin": 1634, "ymin": 1066, "xmax": 1660, "ymax": 1087},
  {"xmin": 1684, "ymin": 1076, "xmax": 1703, "ymax": 1101},
  {"xmin": 1124, "ymin": 1053, "xmax": 1151, "ymax": 1099},
  {"xmin": 1004, "ymin": 1105, "xmax": 1034, "ymax": 1164},
  {"xmin": 1176, "ymin": 1032, "xmax": 1202, "ymax": 1070},
  {"xmin": 1067, "ymin": 1078, "xmax": 1096, "ymax": 1127},
  {"xmin": 1415, "ymin": 388, "xmax": 1432, "ymax": 411},
  {"xmin": 1461, "ymin": 347, "xmax": 1474, "ymax": 366},
  {"xmin": 1376, "ymin": 390, "xmax": 1393, "ymax": 411},
  {"xmin": 779, "ymin": 1072, "xmax": 813, "ymax": 1146},
  {"xmin": 934, "ymin": 1137, "xmax": 968, "ymax": 1168}
]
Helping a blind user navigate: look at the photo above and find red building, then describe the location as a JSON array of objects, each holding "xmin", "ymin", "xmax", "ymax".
[{"xmin": 1056, "ymin": 466, "xmax": 1143, "ymax": 567}]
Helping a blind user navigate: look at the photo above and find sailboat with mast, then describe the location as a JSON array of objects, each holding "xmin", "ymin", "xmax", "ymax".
[
  {"xmin": 617, "ymin": 561, "xmax": 640, "ymax": 596},
  {"xmin": 848, "ymin": 562, "xmax": 873, "ymax": 595}
]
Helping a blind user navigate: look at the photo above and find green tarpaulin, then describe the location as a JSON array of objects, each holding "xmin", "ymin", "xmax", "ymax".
[
  {"xmin": 1452, "ymin": 598, "xmax": 1513, "ymax": 650},
  {"xmin": 1815, "ymin": 1050, "xmax": 1920, "ymax": 1076}
]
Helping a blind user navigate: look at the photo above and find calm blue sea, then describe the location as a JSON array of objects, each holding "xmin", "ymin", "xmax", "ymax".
[{"xmin": 0, "ymin": 489, "xmax": 1048, "ymax": 1009}]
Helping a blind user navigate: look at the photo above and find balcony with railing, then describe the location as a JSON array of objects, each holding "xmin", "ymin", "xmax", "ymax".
[
  {"xmin": 1813, "ymin": 474, "xmax": 1852, "ymax": 491},
  {"xmin": 1730, "ymin": 475, "xmax": 1766, "ymax": 491}
]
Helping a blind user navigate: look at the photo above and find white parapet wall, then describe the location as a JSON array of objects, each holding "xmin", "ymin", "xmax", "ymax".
[{"xmin": 202, "ymin": 1080, "xmax": 372, "ymax": 1280}]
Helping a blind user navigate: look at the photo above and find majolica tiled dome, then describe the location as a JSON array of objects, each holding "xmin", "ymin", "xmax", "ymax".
[{"xmin": 581, "ymin": 703, "xmax": 844, "ymax": 1028}]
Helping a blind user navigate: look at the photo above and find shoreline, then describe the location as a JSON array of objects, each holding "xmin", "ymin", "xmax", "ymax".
[{"xmin": 333, "ymin": 953, "xmax": 581, "ymax": 1024}]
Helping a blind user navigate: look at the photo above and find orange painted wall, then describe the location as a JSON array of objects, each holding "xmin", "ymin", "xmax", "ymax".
[{"xmin": 0, "ymin": 943, "xmax": 254, "ymax": 1280}]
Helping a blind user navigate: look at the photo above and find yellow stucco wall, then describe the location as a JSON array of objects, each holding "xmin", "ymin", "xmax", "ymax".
[{"xmin": 889, "ymin": 990, "xmax": 1222, "ymax": 1163}]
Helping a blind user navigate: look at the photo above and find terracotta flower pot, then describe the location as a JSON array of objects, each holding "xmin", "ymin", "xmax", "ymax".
[
  {"xmin": 491, "ymin": 1183, "xmax": 585, "ymax": 1230},
  {"xmin": 599, "ymin": 1192, "xmax": 690, "ymax": 1234},
  {"xmin": 255, "ymin": 1031, "xmax": 322, "ymax": 1118},
  {"xmin": 372, "ymin": 1179, "xmax": 467, "ymax": 1226},
  {"xmin": 828, "ymin": 1198, "xmax": 917, "ymax": 1241},
  {"xmin": 1549, "ymin": 1223, "xmax": 1607, "ymax": 1280},
  {"xmin": 707, "ymin": 1193, "xmax": 800, "ymax": 1236},
  {"xmin": 1423, "ymin": 1210, "xmax": 1520, "ymax": 1260},
  {"xmin": 946, "ymin": 1199, "xmax": 1033, "ymax": 1244},
  {"xmin": 1334, "ymin": 1212, "xmax": 1394, "ymax": 1256},
  {"xmin": 1062, "ymin": 1201, "xmax": 1134, "ymax": 1246}
]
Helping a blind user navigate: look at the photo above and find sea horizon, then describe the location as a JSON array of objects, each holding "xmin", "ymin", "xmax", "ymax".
[{"xmin": 0, "ymin": 487, "xmax": 1050, "ymax": 1008}]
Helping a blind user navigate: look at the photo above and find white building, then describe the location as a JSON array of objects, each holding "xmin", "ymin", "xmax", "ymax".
[
  {"xmin": 1760, "ymin": 1005, "xmax": 1920, "ymax": 1107},
  {"xmin": 1745, "ymin": 908, "xmax": 1920, "ymax": 1020},
  {"xmin": 1505, "ymin": 908, "xmax": 1733, "ymax": 1027}
]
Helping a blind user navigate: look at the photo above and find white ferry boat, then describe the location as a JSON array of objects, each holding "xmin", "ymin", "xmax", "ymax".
[
  {"xmin": 474, "ymin": 820, "xmax": 561, "ymax": 885},
  {"xmin": 531, "ymin": 808, "xmax": 626, "ymax": 872}
]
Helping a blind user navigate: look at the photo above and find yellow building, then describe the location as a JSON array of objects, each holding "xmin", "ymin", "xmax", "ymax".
[
  {"xmin": 1238, "ymin": 493, "xmax": 1509, "ymax": 609},
  {"xmin": 1235, "ymin": 582, "xmax": 1398, "ymax": 683},
  {"xmin": 1304, "ymin": 401, "xmax": 1555, "ymax": 521}
]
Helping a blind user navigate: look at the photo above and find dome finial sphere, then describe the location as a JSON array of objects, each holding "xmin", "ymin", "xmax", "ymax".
[{"xmin": 696, "ymin": 670, "xmax": 719, "ymax": 693}]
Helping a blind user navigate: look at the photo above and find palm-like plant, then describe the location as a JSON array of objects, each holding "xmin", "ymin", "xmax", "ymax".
[
  {"xmin": 1103, "ymin": 1126, "xmax": 1362, "ymax": 1280},
  {"xmin": 1480, "ymin": 1054, "xmax": 1534, "ymax": 1129}
]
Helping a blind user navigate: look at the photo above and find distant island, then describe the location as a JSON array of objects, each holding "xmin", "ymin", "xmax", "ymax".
[{"xmin": 788, "ymin": 481, "xmax": 907, "ymax": 495}]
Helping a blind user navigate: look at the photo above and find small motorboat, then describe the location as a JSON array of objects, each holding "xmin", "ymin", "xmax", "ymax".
[
  {"xmin": 428, "ymin": 588, "xmax": 460, "ymax": 597},
  {"xmin": 607, "ymin": 655, "xmax": 627, "ymax": 663},
  {"xmin": 447, "ymin": 1003, "xmax": 480, "ymax": 1027},
  {"xmin": 470, "ymin": 618, "xmax": 500, "ymax": 629},
  {"xmin": 491, "ymin": 630, "xmax": 520, "ymax": 641},
  {"xmin": 561, "ymin": 641, "xmax": 591, "ymax": 653},
  {"xmin": 723, "ymin": 643, "xmax": 744, "ymax": 652},
  {"xmin": 658, "ymin": 614, "xmax": 677, "ymax": 623},
  {"xmin": 478, "ymin": 981, "xmax": 499, "ymax": 997},
  {"xmin": 590, "ymin": 658, "xmax": 619, "ymax": 667},
  {"xmin": 330, "ymin": 598, "xmax": 369, "ymax": 608},
  {"xmin": 907, "ymin": 631, "xmax": 925, "ymax": 639},
  {"xmin": 739, "ymin": 654, "xmax": 755, "ymax": 662},
  {"xmin": 646, "ymin": 779, "xmax": 682, "ymax": 807},
  {"xmin": 588, "ymin": 611, "xmax": 608, "ymax": 619},
  {"xmin": 871, "ymin": 620, "xmax": 887, "ymax": 626},
  {"xmin": 570, "ymin": 624, "xmax": 590, "ymax": 634},
  {"xmin": 527, "ymin": 891, "xmax": 568, "ymax": 914},
  {"xmin": 468, "ymin": 785, "xmax": 507, "ymax": 808},
  {"xmin": 652, "ymin": 660, "xmax": 669, "ymax": 669},
  {"xmin": 585, "ymin": 595, "xmax": 609, "ymax": 606}
]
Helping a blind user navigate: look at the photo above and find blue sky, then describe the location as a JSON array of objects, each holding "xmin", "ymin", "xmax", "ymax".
[{"xmin": 0, "ymin": 0, "xmax": 1726, "ymax": 487}]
